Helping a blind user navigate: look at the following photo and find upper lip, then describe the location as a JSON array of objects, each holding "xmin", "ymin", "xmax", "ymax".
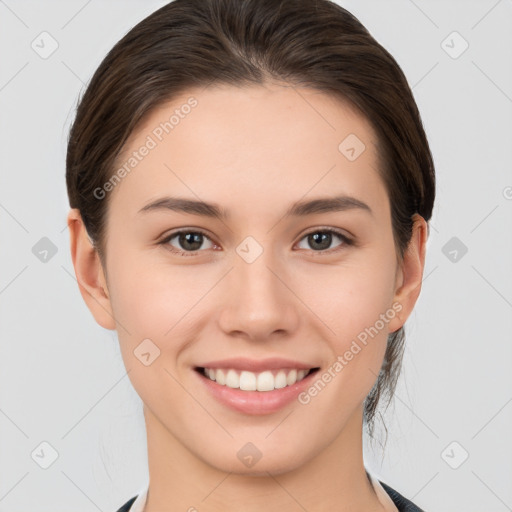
[{"xmin": 196, "ymin": 357, "xmax": 319, "ymax": 373}]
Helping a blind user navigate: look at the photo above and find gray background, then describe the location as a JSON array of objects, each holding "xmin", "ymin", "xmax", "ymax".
[{"xmin": 1, "ymin": 0, "xmax": 511, "ymax": 511}]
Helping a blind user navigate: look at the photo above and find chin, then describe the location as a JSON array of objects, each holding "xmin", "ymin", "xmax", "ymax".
[{"xmin": 204, "ymin": 447, "xmax": 308, "ymax": 477}]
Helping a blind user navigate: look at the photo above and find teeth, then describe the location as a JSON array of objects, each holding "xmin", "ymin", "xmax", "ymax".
[
  {"xmin": 202, "ymin": 367, "xmax": 312, "ymax": 391},
  {"xmin": 257, "ymin": 371, "xmax": 275, "ymax": 391},
  {"xmin": 239, "ymin": 370, "xmax": 257, "ymax": 391}
]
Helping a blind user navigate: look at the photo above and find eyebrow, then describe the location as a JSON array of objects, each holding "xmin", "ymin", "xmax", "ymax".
[{"xmin": 138, "ymin": 194, "xmax": 373, "ymax": 219}]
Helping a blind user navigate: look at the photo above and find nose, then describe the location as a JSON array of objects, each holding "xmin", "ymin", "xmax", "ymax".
[{"xmin": 217, "ymin": 249, "xmax": 300, "ymax": 342}]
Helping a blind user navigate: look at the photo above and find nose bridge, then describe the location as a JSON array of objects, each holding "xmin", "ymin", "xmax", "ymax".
[
  {"xmin": 240, "ymin": 250, "xmax": 281, "ymax": 302},
  {"xmin": 217, "ymin": 241, "xmax": 298, "ymax": 339}
]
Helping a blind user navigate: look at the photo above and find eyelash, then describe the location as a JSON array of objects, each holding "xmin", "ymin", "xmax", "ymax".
[{"xmin": 158, "ymin": 227, "xmax": 354, "ymax": 257}]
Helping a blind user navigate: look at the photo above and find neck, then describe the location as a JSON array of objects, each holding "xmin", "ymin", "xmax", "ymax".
[{"xmin": 142, "ymin": 403, "xmax": 385, "ymax": 512}]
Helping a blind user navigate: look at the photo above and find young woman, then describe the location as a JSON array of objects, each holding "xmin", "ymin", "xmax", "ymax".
[{"xmin": 65, "ymin": 0, "xmax": 434, "ymax": 510}]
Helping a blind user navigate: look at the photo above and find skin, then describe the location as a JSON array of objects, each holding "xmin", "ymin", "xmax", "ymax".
[{"xmin": 68, "ymin": 82, "xmax": 427, "ymax": 512}]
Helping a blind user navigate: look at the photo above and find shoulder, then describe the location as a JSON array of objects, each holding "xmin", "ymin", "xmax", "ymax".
[
  {"xmin": 114, "ymin": 495, "xmax": 137, "ymax": 512},
  {"xmin": 379, "ymin": 480, "xmax": 426, "ymax": 512}
]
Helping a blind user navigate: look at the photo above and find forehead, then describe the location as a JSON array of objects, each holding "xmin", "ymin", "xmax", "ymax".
[{"xmin": 108, "ymin": 82, "xmax": 387, "ymax": 220}]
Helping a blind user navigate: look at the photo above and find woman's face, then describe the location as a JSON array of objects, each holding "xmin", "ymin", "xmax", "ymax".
[{"xmin": 74, "ymin": 83, "xmax": 424, "ymax": 475}]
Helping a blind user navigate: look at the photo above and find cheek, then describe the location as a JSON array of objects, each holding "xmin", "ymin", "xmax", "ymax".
[
  {"xmin": 296, "ymin": 255, "xmax": 397, "ymax": 337},
  {"xmin": 293, "ymin": 252, "xmax": 397, "ymax": 386},
  {"xmin": 107, "ymin": 250, "xmax": 211, "ymax": 338},
  {"xmin": 106, "ymin": 255, "xmax": 206, "ymax": 406},
  {"xmin": 294, "ymin": 271, "xmax": 395, "ymax": 417}
]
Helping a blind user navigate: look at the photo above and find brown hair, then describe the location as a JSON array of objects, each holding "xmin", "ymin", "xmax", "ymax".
[{"xmin": 66, "ymin": 0, "xmax": 435, "ymax": 442}]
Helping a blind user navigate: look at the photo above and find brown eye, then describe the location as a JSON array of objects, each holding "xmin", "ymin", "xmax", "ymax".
[
  {"xmin": 297, "ymin": 229, "xmax": 352, "ymax": 252},
  {"xmin": 161, "ymin": 230, "xmax": 215, "ymax": 256}
]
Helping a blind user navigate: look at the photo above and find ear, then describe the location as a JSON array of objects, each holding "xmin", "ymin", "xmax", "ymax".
[
  {"xmin": 387, "ymin": 213, "xmax": 428, "ymax": 333},
  {"xmin": 67, "ymin": 208, "xmax": 116, "ymax": 330}
]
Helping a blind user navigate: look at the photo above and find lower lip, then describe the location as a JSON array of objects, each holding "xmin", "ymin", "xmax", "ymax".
[{"xmin": 194, "ymin": 368, "xmax": 319, "ymax": 415}]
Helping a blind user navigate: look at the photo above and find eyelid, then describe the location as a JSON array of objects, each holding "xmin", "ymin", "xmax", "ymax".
[
  {"xmin": 159, "ymin": 226, "xmax": 354, "ymax": 256},
  {"xmin": 295, "ymin": 226, "xmax": 354, "ymax": 251},
  {"xmin": 159, "ymin": 228, "xmax": 216, "ymax": 256},
  {"xmin": 300, "ymin": 226, "xmax": 352, "ymax": 240}
]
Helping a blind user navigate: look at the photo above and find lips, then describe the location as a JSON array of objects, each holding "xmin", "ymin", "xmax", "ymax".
[
  {"xmin": 193, "ymin": 357, "xmax": 321, "ymax": 414},
  {"xmin": 194, "ymin": 356, "xmax": 318, "ymax": 373}
]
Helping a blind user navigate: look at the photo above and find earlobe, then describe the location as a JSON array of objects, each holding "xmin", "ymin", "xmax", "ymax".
[
  {"xmin": 67, "ymin": 209, "xmax": 116, "ymax": 330},
  {"xmin": 387, "ymin": 214, "xmax": 428, "ymax": 333}
]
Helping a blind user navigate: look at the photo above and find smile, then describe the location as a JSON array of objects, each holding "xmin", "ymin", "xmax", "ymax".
[{"xmin": 197, "ymin": 367, "xmax": 318, "ymax": 392}]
